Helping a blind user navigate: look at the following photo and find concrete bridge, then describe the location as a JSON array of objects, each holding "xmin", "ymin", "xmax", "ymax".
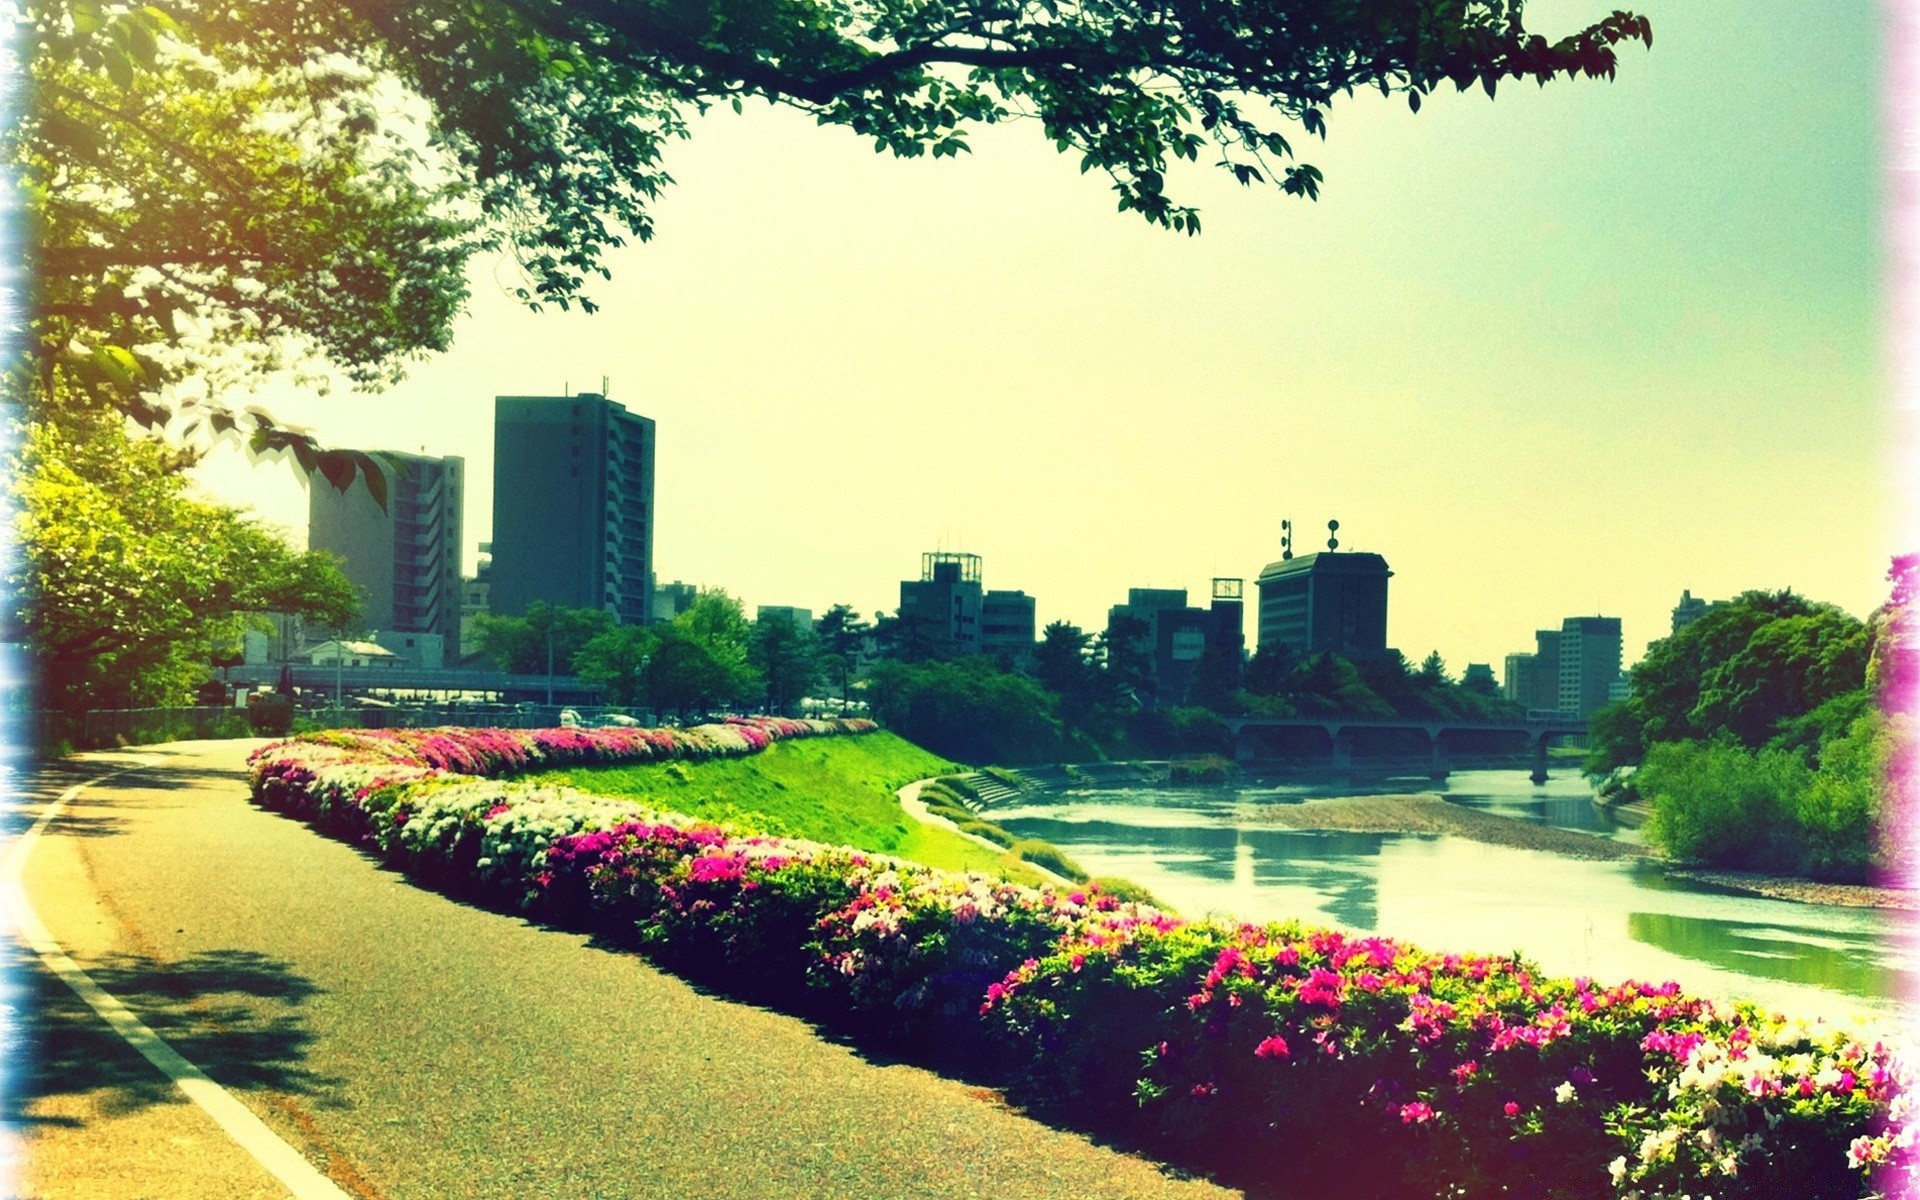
[{"xmin": 1219, "ymin": 715, "xmax": 1590, "ymax": 782}]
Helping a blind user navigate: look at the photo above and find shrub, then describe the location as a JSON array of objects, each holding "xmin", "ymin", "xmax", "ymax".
[
  {"xmin": 1169, "ymin": 754, "xmax": 1236, "ymax": 783},
  {"xmin": 954, "ymin": 819, "xmax": 1017, "ymax": 848},
  {"xmin": 247, "ymin": 720, "xmax": 1916, "ymax": 1200},
  {"xmin": 1086, "ymin": 874, "xmax": 1160, "ymax": 907},
  {"xmin": 1011, "ymin": 838, "xmax": 1089, "ymax": 883},
  {"xmin": 246, "ymin": 692, "xmax": 295, "ymax": 736},
  {"xmin": 1639, "ymin": 741, "xmax": 1807, "ymax": 871}
]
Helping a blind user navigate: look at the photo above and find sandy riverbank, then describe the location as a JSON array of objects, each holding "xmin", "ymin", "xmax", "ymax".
[{"xmin": 1244, "ymin": 793, "xmax": 1916, "ymax": 911}]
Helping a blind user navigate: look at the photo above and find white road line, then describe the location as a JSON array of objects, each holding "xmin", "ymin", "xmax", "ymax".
[{"xmin": 2, "ymin": 762, "xmax": 353, "ymax": 1200}]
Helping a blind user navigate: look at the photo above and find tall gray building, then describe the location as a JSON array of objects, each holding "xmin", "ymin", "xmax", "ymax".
[
  {"xmin": 898, "ymin": 552, "xmax": 983, "ymax": 655},
  {"xmin": 981, "ymin": 590, "xmax": 1037, "ymax": 664},
  {"xmin": 1255, "ymin": 552, "xmax": 1392, "ymax": 661},
  {"xmin": 1558, "ymin": 616, "xmax": 1623, "ymax": 718},
  {"xmin": 1502, "ymin": 628, "xmax": 1563, "ymax": 711},
  {"xmin": 490, "ymin": 393, "xmax": 654, "ymax": 624},
  {"xmin": 308, "ymin": 450, "xmax": 464, "ymax": 667}
]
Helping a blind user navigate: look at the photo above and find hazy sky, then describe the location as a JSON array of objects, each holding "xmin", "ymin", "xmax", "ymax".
[{"xmin": 192, "ymin": 0, "xmax": 1891, "ymax": 672}]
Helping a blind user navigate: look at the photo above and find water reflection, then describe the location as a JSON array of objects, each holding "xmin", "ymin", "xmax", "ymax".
[
  {"xmin": 991, "ymin": 772, "xmax": 1906, "ymax": 1024},
  {"xmin": 1628, "ymin": 912, "xmax": 1897, "ymax": 1000}
]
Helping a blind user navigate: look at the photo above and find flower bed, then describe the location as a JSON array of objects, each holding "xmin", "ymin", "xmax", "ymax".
[{"xmin": 248, "ymin": 720, "xmax": 1915, "ymax": 1200}]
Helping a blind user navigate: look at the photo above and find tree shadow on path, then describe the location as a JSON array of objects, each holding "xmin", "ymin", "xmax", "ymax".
[{"xmin": 7, "ymin": 944, "xmax": 342, "ymax": 1127}]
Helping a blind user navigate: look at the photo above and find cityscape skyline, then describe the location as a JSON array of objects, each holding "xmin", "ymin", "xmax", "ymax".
[{"xmin": 187, "ymin": 0, "xmax": 1889, "ymax": 673}]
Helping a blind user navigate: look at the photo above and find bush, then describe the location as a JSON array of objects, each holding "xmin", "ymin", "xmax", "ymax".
[
  {"xmin": 247, "ymin": 721, "xmax": 1916, "ymax": 1200},
  {"xmin": 1639, "ymin": 741, "xmax": 1807, "ymax": 871},
  {"xmin": 954, "ymin": 818, "xmax": 1017, "ymax": 848},
  {"xmin": 246, "ymin": 692, "xmax": 295, "ymax": 737},
  {"xmin": 1011, "ymin": 838, "xmax": 1089, "ymax": 883},
  {"xmin": 1169, "ymin": 753, "xmax": 1236, "ymax": 783},
  {"xmin": 1086, "ymin": 874, "xmax": 1160, "ymax": 907}
]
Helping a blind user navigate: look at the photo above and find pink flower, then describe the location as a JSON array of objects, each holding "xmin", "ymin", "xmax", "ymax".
[
  {"xmin": 1255, "ymin": 1035, "xmax": 1290, "ymax": 1059},
  {"xmin": 1398, "ymin": 1102, "xmax": 1434, "ymax": 1124},
  {"xmin": 1503, "ymin": 1102, "xmax": 1520, "ymax": 1117}
]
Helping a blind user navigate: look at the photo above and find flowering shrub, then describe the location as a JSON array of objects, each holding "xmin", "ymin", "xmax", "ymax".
[{"xmin": 247, "ymin": 719, "xmax": 1914, "ymax": 1200}]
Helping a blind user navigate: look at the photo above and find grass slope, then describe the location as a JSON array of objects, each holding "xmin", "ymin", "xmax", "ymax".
[{"xmin": 530, "ymin": 732, "xmax": 1048, "ymax": 885}]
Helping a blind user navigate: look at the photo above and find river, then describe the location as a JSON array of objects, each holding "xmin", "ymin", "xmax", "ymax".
[{"xmin": 989, "ymin": 768, "xmax": 1914, "ymax": 1027}]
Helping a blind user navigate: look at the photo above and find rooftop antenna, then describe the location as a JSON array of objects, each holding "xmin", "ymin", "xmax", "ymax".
[
  {"xmin": 601, "ymin": 374, "xmax": 610, "ymax": 397},
  {"xmin": 1281, "ymin": 519, "xmax": 1293, "ymax": 561},
  {"xmin": 1327, "ymin": 519, "xmax": 1340, "ymax": 552}
]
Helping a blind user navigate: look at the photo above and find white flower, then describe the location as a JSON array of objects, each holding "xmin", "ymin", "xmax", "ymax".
[
  {"xmin": 1555, "ymin": 1081, "xmax": 1576, "ymax": 1104},
  {"xmin": 1608, "ymin": 1156, "xmax": 1628, "ymax": 1184}
]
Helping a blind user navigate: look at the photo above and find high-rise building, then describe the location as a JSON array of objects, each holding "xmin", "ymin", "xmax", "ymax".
[
  {"xmin": 899, "ymin": 552, "xmax": 984, "ymax": 655},
  {"xmin": 1558, "ymin": 616, "xmax": 1623, "ymax": 718},
  {"xmin": 1255, "ymin": 552, "xmax": 1392, "ymax": 661},
  {"xmin": 981, "ymin": 590, "xmax": 1037, "ymax": 664},
  {"xmin": 490, "ymin": 393, "xmax": 654, "ymax": 624},
  {"xmin": 1502, "ymin": 629, "xmax": 1563, "ymax": 711},
  {"xmin": 308, "ymin": 450, "xmax": 464, "ymax": 668}
]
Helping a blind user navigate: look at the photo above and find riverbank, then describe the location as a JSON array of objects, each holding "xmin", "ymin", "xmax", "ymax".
[{"xmin": 1245, "ymin": 793, "xmax": 1917, "ymax": 911}]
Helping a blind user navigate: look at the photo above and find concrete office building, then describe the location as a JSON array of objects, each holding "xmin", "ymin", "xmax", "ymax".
[
  {"xmin": 1102, "ymin": 583, "xmax": 1245, "ymax": 704},
  {"xmin": 899, "ymin": 552, "xmax": 984, "ymax": 655},
  {"xmin": 490, "ymin": 393, "xmax": 655, "ymax": 624},
  {"xmin": 981, "ymin": 590, "xmax": 1037, "ymax": 664},
  {"xmin": 309, "ymin": 450, "xmax": 464, "ymax": 668},
  {"xmin": 1558, "ymin": 616, "xmax": 1624, "ymax": 719},
  {"xmin": 1502, "ymin": 629, "xmax": 1563, "ymax": 711},
  {"xmin": 1254, "ymin": 551, "xmax": 1392, "ymax": 661}
]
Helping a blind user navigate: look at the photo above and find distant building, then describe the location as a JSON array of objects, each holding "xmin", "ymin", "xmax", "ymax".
[
  {"xmin": 1502, "ymin": 629, "xmax": 1563, "ymax": 711},
  {"xmin": 653, "ymin": 580, "xmax": 699, "ymax": 623},
  {"xmin": 1558, "ymin": 616, "xmax": 1624, "ymax": 718},
  {"xmin": 1106, "ymin": 587, "xmax": 1191, "ymax": 688},
  {"xmin": 308, "ymin": 450, "xmax": 464, "ymax": 669},
  {"xmin": 303, "ymin": 639, "xmax": 401, "ymax": 669},
  {"xmin": 899, "ymin": 552, "xmax": 984, "ymax": 655},
  {"xmin": 459, "ymin": 542, "xmax": 492, "ymax": 658},
  {"xmin": 981, "ymin": 590, "xmax": 1037, "ymax": 665},
  {"xmin": 490, "ymin": 393, "xmax": 654, "ymax": 624},
  {"xmin": 1254, "ymin": 551, "xmax": 1392, "ymax": 661},
  {"xmin": 1207, "ymin": 578, "xmax": 1247, "ymax": 688},
  {"xmin": 1671, "ymin": 589, "xmax": 1722, "ymax": 635},
  {"xmin": 756, "ymin": 605, "xmax": 814, "ymax": 630},
  {"xmin": 1462, "ymin": 662, "xmax": 1496, "ymax": 691}
]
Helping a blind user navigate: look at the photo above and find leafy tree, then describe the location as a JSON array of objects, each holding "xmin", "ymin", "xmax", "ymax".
[
  {"xmin": 871, "ymin": 608, "xmax": 943, "ymax": 664},
  {"xmin": 1034, "ymin": 621, "xmax": 1099, "ymax": 724},
  {"xmin": 1242, "ymin": 644, "xmax": 1294, "ymax": 696},
  {"xmin": 1098, "ymin": 613, "xmax": 1155, "ymax": 706},
  {"xmin": 866, "ymin": 658, "xmax": 1071, "ymax": 765},
  {"xmin": 644, "ymin": 626, "xmax": 735, "ymax": 718},
  {"xmin": 573, "ymin": 623, "xmax": 660, "ymax": 706},
  {"xmin": 17, "ymin": 0, "xmax": 1650, "ymax": 460},
  {"xmin": 814, "ymin": 603, "xmax": 871, "ymax": 707},
  {"xmin": 751, "ymin": 616, "xmax": 821, "ymax": 715},
  {"xmin": 1183, "ymin": 644, "xmax": 1243, "ymax": 713},
  {"xmin": 1585, "ymin": 590, "xmax": 1866, "ymax": 775},
  {"xmin": 13, "ymin": 414, "xmax": 359, "ymax": 716},
  {"xmin": 472, "ymin": 602, "xmax": 616, "ymax": 675},
  {"xmin": 674, "ymin": 589, "xmax": 758, "ymax": 697}
]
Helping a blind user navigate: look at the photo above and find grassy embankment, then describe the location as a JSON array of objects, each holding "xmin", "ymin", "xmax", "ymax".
[{"xmin": 529, "ymin": 731, "xmax": 1053, "ymax": 886}]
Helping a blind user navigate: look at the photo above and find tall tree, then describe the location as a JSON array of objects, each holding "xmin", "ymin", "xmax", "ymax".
[
  {"xmin": 18, "ymin": 0, "xmax": 1650, "ymax": 454},
  {"xmin": 1034, "ymin": 620, "xmax": 1099, "ymax": 726},
  {"xmin": 14, "ymin": 413, "xmax": 359, "ymax": 715},
  {"xmin": 573, "ymin": 624, "xmax": 660, "ymax": 706},
  {"xmin": 472, "ymin": 602, "xmax": 617, "ymax": 675},
  {"xmin": 751, "ymin": 616, "xmax": 821, "ymax": 716},
  {"xmin": 813, "ymin": 603, "xmax": 871, "ymax": 708}
]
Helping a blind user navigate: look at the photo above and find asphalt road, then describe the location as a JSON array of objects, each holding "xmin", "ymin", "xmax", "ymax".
[{"xmin": 12, "ymin": 740, "xmax": 1240, "ymax": 1200}]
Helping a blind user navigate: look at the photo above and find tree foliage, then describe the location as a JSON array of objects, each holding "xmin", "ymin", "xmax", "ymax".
[
  {"xmin": 16, "ymin": 0, "xmax": 1650, "ymax": 461},
  {"xmin": 13, "ymin": 413, "xmax": 360, "ymax": 714},
  {"xmin": 751, "ymin": 615, "xmax": 821, "ymax": 715},
  {"xmin": 472, "ymin": 602, "xmax": 616, "ymax": 674}
]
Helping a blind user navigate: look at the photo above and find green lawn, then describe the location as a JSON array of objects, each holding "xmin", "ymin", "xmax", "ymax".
[{"xmin": 529, "ymin": 732, "xmax": 1049, "ymax": 885}]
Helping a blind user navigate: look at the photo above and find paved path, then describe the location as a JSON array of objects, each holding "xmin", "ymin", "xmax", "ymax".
[{"xmin": 10, "ymin": 741, "xmax": 1240, "ymax": 1200}]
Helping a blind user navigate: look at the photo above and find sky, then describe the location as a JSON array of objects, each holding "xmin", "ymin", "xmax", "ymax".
[{"xmin": 191, "ymin": 0, "xmax": 1893, "ymax": 673}]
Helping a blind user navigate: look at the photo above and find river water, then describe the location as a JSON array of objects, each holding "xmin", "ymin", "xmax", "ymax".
[{"xmin": 990, "ymin": 769, "xmax": 1914, "ymax": 1027}]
